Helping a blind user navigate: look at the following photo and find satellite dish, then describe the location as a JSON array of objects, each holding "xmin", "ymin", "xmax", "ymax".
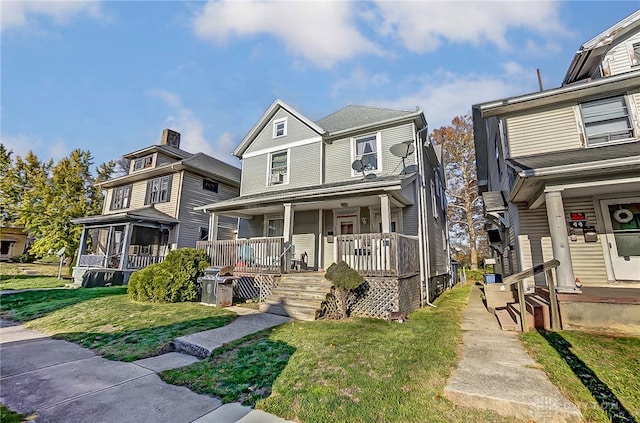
[
  {"xmin": 55, "ymin": 247, "xmax": 66, "ymax": 257},
  {"xmin": 351, "ymin": 160, "xmax": 364, "ymax": 172},
  {"xmin": 404, "ymin": 164, "xmax": 418, "ymax": 174},
  {"xmin": 360, "ymin": 155, "xmax": 370, "ymax": 166},
  {"xmin": 390, "ymin": 143, "xmax": 414, "ymax": 158},
  {"xmin": 364, "ymin": 173, "xmax": 377, "ymax": 180}
]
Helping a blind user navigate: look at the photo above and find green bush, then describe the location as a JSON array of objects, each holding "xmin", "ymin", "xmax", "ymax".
[
  {"xmin": 325, "ymin": 261, "xmax": 365, "ymax": 318},
  {"xmin": 128, "ymin": 248, "xmax": 209, "ymax": 303},
  {"xmin": 463, "ymin": 269, "xmax": 486, "ymax": 282},
  {"xmin": 15, "ymin": 253, "xmax": 36, "ymax": 263}
]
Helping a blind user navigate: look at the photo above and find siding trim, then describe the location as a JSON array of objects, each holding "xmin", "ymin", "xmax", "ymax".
[{"xmin": 243, "ymin": 136, "xmax": 322, "ymax": 159}]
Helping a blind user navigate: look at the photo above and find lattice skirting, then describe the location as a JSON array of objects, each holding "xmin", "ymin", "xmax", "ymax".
[
  {"xmin": 232, "ymin": 273, "xmax": 278, "ymax": 302},
  {"xmin": 320, "ymin": 274, "xmax": 421, "ymax": 320}
]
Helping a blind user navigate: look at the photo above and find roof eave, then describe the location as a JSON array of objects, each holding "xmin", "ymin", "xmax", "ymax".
[{"xmin": 324, "ymin": 110, "xmax": 426, "ymax": 140}]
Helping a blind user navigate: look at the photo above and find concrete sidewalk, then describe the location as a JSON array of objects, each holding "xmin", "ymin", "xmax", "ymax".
[
  {"xmin": 0, "ymin": 308, "xmax": 295, "ymax": 423},
  {"xmin": 444, "ymin": 285, "xmax": 582, "ymax": 423}
]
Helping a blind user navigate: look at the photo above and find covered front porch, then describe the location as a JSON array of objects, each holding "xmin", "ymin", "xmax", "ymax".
[{"xmin": 71, "ymin": 207, "xmax": 178, "ymax": 285}]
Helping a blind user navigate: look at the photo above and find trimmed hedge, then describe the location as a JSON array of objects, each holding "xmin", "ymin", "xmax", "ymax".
[{"xmin": 128, "ymin": 248, "xmax": 209, "ymax": 303}]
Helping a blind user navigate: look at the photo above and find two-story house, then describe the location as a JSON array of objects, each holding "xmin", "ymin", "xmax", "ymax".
[
  {"xmin": 71, "ymin": 129, "xmax": 241, "ymax": 286},
  {"xmin": 473, "ymin": 11, "xmax": 640, "ymax": 332},
  {"xmin": 196, "ymin": 99, "xmax": 450, "ymax": 320}
]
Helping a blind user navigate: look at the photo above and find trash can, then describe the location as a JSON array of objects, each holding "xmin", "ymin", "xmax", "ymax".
[
  {"xmin": 216, "ymin": 279, "xmax": 234, "ymax": 307},
  {"xmin": 483, "ymin": 273, "xmax": 502, "ymax": 284}
]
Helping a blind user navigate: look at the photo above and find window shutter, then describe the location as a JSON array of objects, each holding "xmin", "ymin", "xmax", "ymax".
[
  {"xmin": 165, "ymin": 175, "xmax": 173, "ymax": 203},
  {"xmin": 144, "ymin": 180, "xmax": 152, "ymax": 205}
]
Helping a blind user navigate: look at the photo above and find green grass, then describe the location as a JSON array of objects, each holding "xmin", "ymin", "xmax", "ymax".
[
  {"xmin": 0, "ymin": 404, "xmax": 26, "ymax": 423},
  {"xmin": 522, "ymin": 330, "xmax": 640, "ymax": 422},
  {"xmin": 0, "ymin": 262, "xmax": 67, "ymax": 290},
  {"xmin": 162, "ymin": 285, "xmax": 515, "ymax": 423},
  {"xmin": 0, "ymin": 287, "xmax": 238, "ymax": 361}
]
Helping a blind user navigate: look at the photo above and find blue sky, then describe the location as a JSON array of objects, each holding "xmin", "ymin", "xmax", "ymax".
[{"xmin": 2, "ymin": 1, "xmax": 639, "ymax": 170}]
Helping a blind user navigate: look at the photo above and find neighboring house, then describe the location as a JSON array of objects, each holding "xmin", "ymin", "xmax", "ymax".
[
  {"xmin": 0, "ymin": 224, "xmax": 28, "ymax": 261},
  {"xmin": 71, "ymin": 129, "xmax": 241, "ymax": 285},
  {"xmin": 197, "ymin": 99, "xmax": 450, "ymax": 319},
  {"xmin": 473, "ymin": 12, "xmax": 640, "ymax": 332}
]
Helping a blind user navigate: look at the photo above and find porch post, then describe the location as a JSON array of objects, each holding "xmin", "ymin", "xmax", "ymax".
[
  {"xmin": 120, "ymin": 223, "xmax": 132, "ymax": 270},
  {"xmin": 105, "ymin": 226, "xmax": 114, "ymax": 268},
  {"xmin": 545, "ymin": 190, "xmax": 578, "ymax": 292},
  {"xmin": 379, "ymin": 194, "xmax": 391, "ymax": 233},
  {"xmin": 208, "ymin": 212, "xmax": 219, "ymax": 241},
  {"xmin": 283, "ymin": 203, "xmax": 294, "ymax": 274},
  {"xmin": 78, "ymin": 227, "xmax": 88, "ymax": 257}
]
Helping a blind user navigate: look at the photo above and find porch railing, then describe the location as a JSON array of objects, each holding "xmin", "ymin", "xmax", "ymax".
[
  {"xmin": 127, "ymin": 255, "xmax": 164, "ymax": 269},
  {"xmin": 336, "ymin": 233, "xmax": 419, "ymax": 277},
  {"xmin": 196, "ymin": 237, "xmax": 285, "ymax": 274},
  {"xmin": 77, "ymin": 254, "xmax": 107, "ymax": 268},
  {"xmin": 76, "ymin": 254, "xmax": 165, "ymax": 270}
]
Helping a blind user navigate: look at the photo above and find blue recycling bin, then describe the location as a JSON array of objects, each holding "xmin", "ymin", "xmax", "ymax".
[{"xmin": 483, "ymin": 273, "xmax": 502, "ymax": 284}]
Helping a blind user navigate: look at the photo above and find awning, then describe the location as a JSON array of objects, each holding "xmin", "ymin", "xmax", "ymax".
[{"xmin": 71, "ymin": 206, "xmax": 179, "ymax": 226}]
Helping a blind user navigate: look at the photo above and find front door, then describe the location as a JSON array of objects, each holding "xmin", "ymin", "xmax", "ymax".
[{"xmin": 600, "ymin": 197, "xmax": 640, "ymax": 281}]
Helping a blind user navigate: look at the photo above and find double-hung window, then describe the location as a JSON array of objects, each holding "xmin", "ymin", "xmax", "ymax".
[
  {"xmin": 133, "ymin": 155, "xmax": 153, "ymax": 171},
  {"xmin": 354, "ymin": 133, "xmax": 380, "ymax": 173},
  {"xmin": 267, "ymin": 217, "xmax": 284, "ymax": 237},
  {"xmin": 146, "ymin": 175, "xmax": 171, "ymax": 204},
  {"xmin": 580, "ymin": 96, "xmax": 633, "ymax": 146},
  {"xmin": 269, "ymin": 151, "xmax": 288, "ymax": 185},
  {"xmin": 111, "ymin": 184, "xmax": 132, "ymax": 210}
]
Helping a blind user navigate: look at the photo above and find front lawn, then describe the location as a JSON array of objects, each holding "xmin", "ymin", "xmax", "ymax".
[
  {"xmin": 0, "ymin": 287, "xmax": 237, "ymax": 361},
  {"xmin": 162, "ymin": 285, "xmax": 513, "ymax": 423},
  {"xmin": 0, "ymin": 262, "xmax": 67, "ymax": 290},
  {"xmin": 522, "ymin": 330, "xmax": 640, "ymax": 422}
]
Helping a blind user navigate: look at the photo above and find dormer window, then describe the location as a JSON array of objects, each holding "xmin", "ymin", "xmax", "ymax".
[
  {"xmin": 580, "ymin": 96, "xmax": 633, "ymax": 146},
  {"xmin": 134, "ymin": 155, "xmax": 153, "ymax": 171},
  {"xmin": 269, "ymin": 150, "xmax": 288, "ymax": 185},
  {"xmin": 273, "ymin": 118, "xmax": 287, "ymax": 138},
  {"xmin": 630, "ymin": 42, "xmax": 640, "ymax": 66}
]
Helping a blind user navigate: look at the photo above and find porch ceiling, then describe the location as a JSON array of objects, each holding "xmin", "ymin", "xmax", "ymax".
[{"xmin": 71, "ymin": 206, "xmax": 179, "ymax": 226}]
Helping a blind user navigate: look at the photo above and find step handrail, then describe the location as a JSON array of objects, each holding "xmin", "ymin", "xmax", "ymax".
[{"xmin": 501, "ymin": 259, "xmax": 561, "ymax": 332}]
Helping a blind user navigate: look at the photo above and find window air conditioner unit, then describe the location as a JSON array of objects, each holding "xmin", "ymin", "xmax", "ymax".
[{"xmin": 271, "ymin": 173, "xmax": 284, "ymax": 184}]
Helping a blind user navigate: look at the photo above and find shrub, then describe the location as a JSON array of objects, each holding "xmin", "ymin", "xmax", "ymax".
[
  {"xmin": 127, "ymin": 248, "xmax": 210, "ymax": 303},
  {"xmin": 15, "ymin": 253, "xmax": 36, "ymax": 263},
  {"xmin": 463, "ymin": 269, "xmax": 486, "ymax": 282},
  {"xmin": 325, "ymin": 261, "xmax": 364, "ymax": 319}
]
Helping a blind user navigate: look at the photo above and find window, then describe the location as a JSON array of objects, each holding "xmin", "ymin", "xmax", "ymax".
[
  {"xmin": 199, "ymin": 227, "xmax": 209, "ymax": 241},
  {"xmin": 111, "ymin": 184, "xmax": 132, "ymax": 210},
  {"xmin": 580, "ymin": 96, "xmax": 633, "ymax": 146},
  {"xmin": 269, "ymin": 151, "xmax": 288, "ymax": 185},
  {"xmin": 630, "ymin": 42, "xmax": 640, "ymax": 66},
  {"xmin": 353, "ymin": 133, "xmax": 379, "ymax": 173},
  {"xmin": 134, "ymin": 155, "xmax": 153, "ymax": 171},
  {"xmin": 267, "ymin": 217, "xmax": 284, "ymax": 237},
  {"xmin": 203, "ymin": 179, "xmax": 218, "ymax": 193},
  {"xmin": 431, "ymin": 180, "xmax": 438, "ymax": 218},
  {"xmin": 146, "ymin": 175, "xmax": 171, "ymax": 204},
  {"xmin": 273, "ymin": 118, "xmax": 287, "ymax": 138}
]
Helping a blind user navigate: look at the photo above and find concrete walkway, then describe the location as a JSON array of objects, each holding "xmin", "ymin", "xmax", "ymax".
[
  {"xmin": 444, "ymin": 286, "xmax": 582, "ymax": 423},
  {"xmin": 0, "ymin": 307, "xmax": 294, "ymax": 423}
]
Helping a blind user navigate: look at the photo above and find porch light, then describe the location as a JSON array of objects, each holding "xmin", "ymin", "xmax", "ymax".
[{"xmin": 340, "ymin": 202, "xmax": 348, "ymax": 208}]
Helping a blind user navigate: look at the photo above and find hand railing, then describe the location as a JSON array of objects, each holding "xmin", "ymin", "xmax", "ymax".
[{"xmin": 502, "ymin": 259, "xmax": 561, "ymax": 332}]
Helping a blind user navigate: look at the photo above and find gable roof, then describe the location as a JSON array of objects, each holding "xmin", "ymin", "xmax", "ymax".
[
  {"xmin": 123, "ymin": 144, "xmax": 192, "ymax": 160},
  {"xmin": 316, "ymin": 105, "xmax": 421, "ymax": 133},
  {"xmin": 563, "ymin": 10, "xmax": 640, "ymax": 85},
  {"xmin": 182, "ymin": 153, "xmax": 241, "ymax": 184},
  {"xmin": 233, "ymin": 99, "xmax": 325, "ymax": 158}
]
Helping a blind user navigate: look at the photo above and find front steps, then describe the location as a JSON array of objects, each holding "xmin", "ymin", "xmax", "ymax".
[
  {"xmin": 259, "ymin": 272, "xmax": 333, "ymax": 321},
  {"xmin": 494, "ymin": 292, "xmax": 552, "ymax": 332}
]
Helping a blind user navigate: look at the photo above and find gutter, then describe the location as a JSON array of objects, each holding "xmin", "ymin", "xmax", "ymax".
[
  {"xmin": 516, "ymin": 155, "xmax": 640, "ymax": 178},
  {"xmin": 323, "ymin": 110, "xmax": 425, "ymax": 140}
]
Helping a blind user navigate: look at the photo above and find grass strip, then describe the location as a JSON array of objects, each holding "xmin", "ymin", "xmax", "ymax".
[
  {"xmin": 162, "ymin": 285, "xmax": 514, "ymax": 422},
  {"xmin": 522, "ymin": 330, "xmax": 640, "ymax": 422},
  {"xmin": 0, "ymin": 287, "xmax": 237, "ymax": 361}
]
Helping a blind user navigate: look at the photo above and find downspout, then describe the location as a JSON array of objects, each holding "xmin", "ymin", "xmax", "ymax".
[{"xmin": 415, "ymin": 125, "xmax": 436, "ymax": 307}]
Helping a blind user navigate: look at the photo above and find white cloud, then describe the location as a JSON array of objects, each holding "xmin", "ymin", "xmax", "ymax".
[
  {"xmin": 192, "ymin": 1, "xmax": 382, "ymax": 68},
  {"xmin": 372, "ymin": 70, "xmax": 535, "ymax": 131},
  {"xmin": 1, "ymin": 0, "xmax": 102, "ymax": 32},
  {"xmin": 148, "ymin": 89, "xmax": 239, "ymax": 165},
  {"xmin": 372, "ymin": 1, "xmax": 566, "ymax": 53},
  {"xmin": 1, "ymin": 133, "xmax": 68, "ymax": 162},
  {"xmin": 331, "ymin": 67, "xmax": 390, "ymax": 98}
]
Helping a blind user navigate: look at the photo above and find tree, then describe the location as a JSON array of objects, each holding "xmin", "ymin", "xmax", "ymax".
[
  {"xmin": 325, "ymin": 261, "xmax": 365, "ymax": 319},
  {"xmin": 26, "ymin": 149, "xmax": 104, "ymax": 258},
  {"xmin": 432, "ymin": 115, "xmax": 485, "ymax": 270}
]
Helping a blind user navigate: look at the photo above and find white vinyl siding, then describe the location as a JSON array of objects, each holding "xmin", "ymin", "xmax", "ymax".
[
  {"xmin": 603, "ymin": 32, "xmax": 640, "ymax": 75},
  {"xmin": 506, "ymin": 107, "xmax": 581, "ymax": 157},
  {"xmin": 155, "ymin": 153, "xmax": 176, "ymax": 167}
]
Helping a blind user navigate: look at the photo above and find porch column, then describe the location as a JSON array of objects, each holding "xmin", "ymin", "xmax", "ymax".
[
  {"xmin": 283, "ymin": 203, "xmax": 294, "ymax": 274},
  {"xmin": 120, "ymin": 223, "xmax": 132, "ymax": 270},
  {"xmin": 77, "ymin": 227, "xmax": 89, "ymax": 257},
  {"xmin": 208, "ymin": 212, "xmax": 219, "ymax": 241},
  {"xmin": 105, "ymin": 226, "xmax": 114, "ymax": 268},
  {"xmin": 545, "ymin": 190, "xmax": 578, "ymax": 292},
  {"xmin": 379, "ymin": 194, "xmax": 392, "ymax": 233}
]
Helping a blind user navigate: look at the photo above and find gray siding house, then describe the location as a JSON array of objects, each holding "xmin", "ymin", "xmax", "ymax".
[
  {"xmin": 473, "ymin": 12, "xmax": 640, "ymax": 333},
  {"xmin": 71, "ymin": 129, "xmax": 241, "ymax": 285},
  {"xmin": 197, "ymin": 99, "xmax": 450, "ymax": 319}
]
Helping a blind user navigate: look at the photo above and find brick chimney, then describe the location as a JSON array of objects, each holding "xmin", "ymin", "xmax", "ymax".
[{"xmin": 160, "ymin": 129, "xmax": 181, "ymax": 149}]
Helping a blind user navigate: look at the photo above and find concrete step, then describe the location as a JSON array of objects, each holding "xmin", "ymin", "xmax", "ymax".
[
  {"xmin": 507, "ymin": 303, "xmax": 536, "ymax": 331},
  {"xmin": 270, "ymin": 288, "xmax": 329, "ymax": 301},
  {"xmin": 259, "ymin": 302, "xmax": 319, "ymax": 321},
  {"xmin": 263, "ymin": 295, "xmax": 324, "ymax": 310},
  {"xmin": 495, "ymin": 308, "xmax": 519, "ymax": 331},
  {"xmin": 526, "ymin": 294, "xmax": 551, "ymax": 330}
]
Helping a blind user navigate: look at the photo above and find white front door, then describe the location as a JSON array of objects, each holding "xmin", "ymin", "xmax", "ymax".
[{"xmin": 600, "ymin": 197, "xmax": 640, "ymax": 281}]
